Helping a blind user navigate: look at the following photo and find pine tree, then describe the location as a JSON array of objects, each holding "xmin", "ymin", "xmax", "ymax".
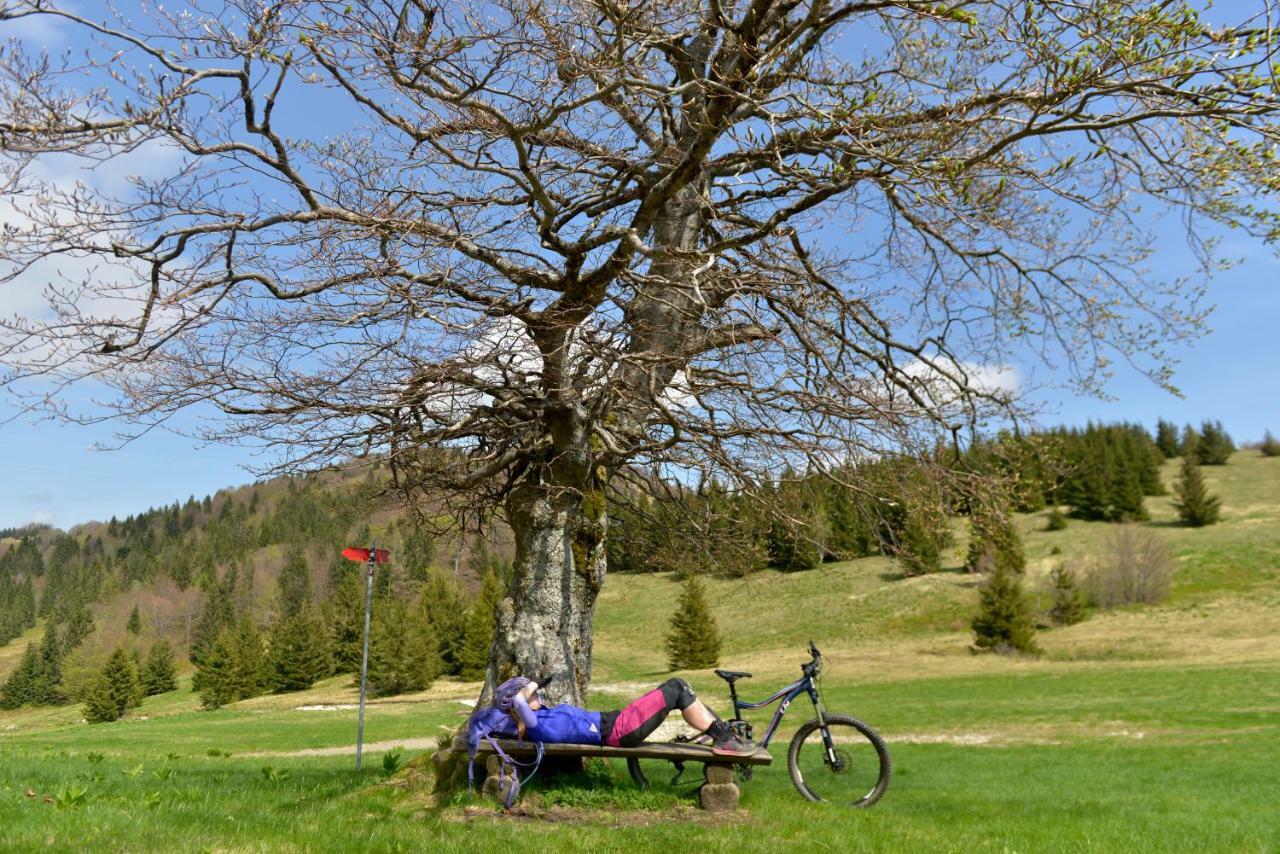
[
  {"xmin": 1049, "ymin": 565, "xmax": 1087, "ymax": 626},
  {"xmin": 196, "ymin": 629, "xmax": 237, "ymax": 709},
  {"xmin": 1260, "ymin": 430, "xmax": 1280, "ymax": 457},
  {"xmin": 1196, "ymin": 420, "xmax": 1235, "ymax": 465},
  {"xmin": 418, "ymin": 570, "xmax": 468, "ymax": 676},
  {"xmin": 35, "ymin": 624, "xmax": 63, "ymax": 705},
  {"xmin": 62, "ymin": 603, "xmax": 94, "ymax": 650},
  {"xmin": 1172, "ymin": 454, "xmax": 1222, "ymax": 527},
  {"xmin": 125, "ymin": 605, "xmax": 142, "ymax": 635},
  {"xmin": 896, "ymin": 510, "xmax": 945, "ymax": 575},
  {"xmin": 1155, "ymin": 419, "xmax": 1181, "ymax": 458},
  {"xmin": 190, "ymin": 579, "xmax": 234, "ymax": 666},
  {"xmin": 666, "ymin": 575, "xmax": 722, "ymax": 670},
  {"xmin": 328, "ymin": 567, "xmax": 366, "ymax": 675},
  {"xmin": 268, "ymin": 606, "xmax": 332, "ymax": 692},
  {"xmin": 197, "ymin": 620, "xmax": 267, "ymax": 709},
  {"xmin": 367, "ymin": 599, "xmax": 441, "ymax": 697},
  {"xmin": 401, "ymin": 522, "xmax": 436, "ymax": 583},
  {"xmin": 141, "ymin": 640, "xmax": 178, "ymax": 696},
  {"xmin": 824, "ymin": 485, "xmax": 873, "ymax": 560},
  {"xmin": 0, "ymin": 644, "xmax": 40, "ymax": 709},
  {"xmin": 94, "ymin": 647, "xmax": 144, "ymax": 718},
  {"xmin": 457, "ymin": 570, "xmax": 504, "ymax": 681},
  {"xmin": 970, "ymin": 560, "xmax": 1041, "ymax": 656},
  {"xmin": 228, "ymin": 619, "xmax": 267, "ymax": 700},
  {"xmin": 1110, "ymin": 463, "xmax": 1149, "ymax": 522},
  {"xmin": 82, "ymin": 671, "xmax": 122, "ymax": 723},
  {"xmin": 277, "ymin": 548, "xmax": 312, "ymax": 619}
]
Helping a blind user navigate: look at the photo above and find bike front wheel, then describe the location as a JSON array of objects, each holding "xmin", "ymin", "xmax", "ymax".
[{"xmin": 787, "ymin": 714, "xmax": 891, "ymax": 807}]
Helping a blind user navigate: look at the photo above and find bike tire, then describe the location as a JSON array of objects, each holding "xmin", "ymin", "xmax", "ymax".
[{"xmin": 787, "ymin": 714, "xmax": 891, "ymax": 807}]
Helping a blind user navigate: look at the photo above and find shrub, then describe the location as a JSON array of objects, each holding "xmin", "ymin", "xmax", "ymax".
[
  {"xmin": 1044, "ymin": 508, "xmax": 1068, "ymax": 531},
  {"xmin": 1085, "ymin": 525, "xmax": 1173, "ymax": 609},
  {"xmin": 666, "ymin": 575, "xmax": 721, "ymax": 670},
  {"xmin": 1172, "ymin": 454, "xmax": 1222, "ymax": 527},
  {"xmin": 970, "ymin": 556, "xmax": 1040, "ymax": 656}
]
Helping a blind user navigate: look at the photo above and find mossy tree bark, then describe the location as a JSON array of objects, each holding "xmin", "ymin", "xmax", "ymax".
[{"xmin": 485, "ymin": 414, "xmax": 607, "ymax": 707}]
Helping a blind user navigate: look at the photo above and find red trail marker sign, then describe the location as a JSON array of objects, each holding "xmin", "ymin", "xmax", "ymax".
[
  {"xmin": 342, "ymin": 543, "xmax": 390, "ymax": 770},
  {"xmin": 341, "ymin": 547, "xmax": 390, "ymax": 563}
]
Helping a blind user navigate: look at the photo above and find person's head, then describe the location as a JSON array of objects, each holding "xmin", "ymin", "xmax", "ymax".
[{"xmin": 491, "ymin": 676, "xmax": 531, "ymax": 712}]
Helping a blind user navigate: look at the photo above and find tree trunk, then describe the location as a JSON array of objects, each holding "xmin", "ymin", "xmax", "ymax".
[{"xmin": 485, "ymin": 450, "xmax": 607, "ymax": 707}]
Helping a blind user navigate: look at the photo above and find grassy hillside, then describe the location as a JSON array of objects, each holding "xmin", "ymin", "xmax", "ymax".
[{"xmin": 0, "ymin": 452, "xmax": 1276, "ymax": 851}]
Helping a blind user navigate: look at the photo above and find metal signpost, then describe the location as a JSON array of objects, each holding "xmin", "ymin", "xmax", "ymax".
[{"xmin": 341, "ymin": 543, "xmax": 389, "ymax": 771}]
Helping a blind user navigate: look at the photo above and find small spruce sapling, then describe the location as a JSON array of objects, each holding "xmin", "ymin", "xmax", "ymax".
[
  {"xmin": 666, "ymin": 575, "xmax": 722, "ymax": 670},
  {"xmin": 1049, "ymin": 565, "xmax": 1087, "ymax": 626},
  {"xmin": 970, "ymin": 557, "xmax": 1041, "ymax": 656},
  {"xmin": 1172, "ymin": 454, "xmax": 1222, "ymax": 527}
]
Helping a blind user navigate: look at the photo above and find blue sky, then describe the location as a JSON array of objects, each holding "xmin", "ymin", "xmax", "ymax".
[{"xmin": 1, "ymin": 2, "xmax": 1277, "ymax": 531}]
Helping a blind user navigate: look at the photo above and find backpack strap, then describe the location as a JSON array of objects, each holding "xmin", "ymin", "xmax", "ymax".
[{"xmin": 471, "ymin": 736, "xmax": 545, "ymax": 811}]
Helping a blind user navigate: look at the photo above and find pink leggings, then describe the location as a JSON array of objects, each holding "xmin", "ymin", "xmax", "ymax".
[{"xmin": 602, "ymin": 678, "xmax": 700, "ymax": 747}]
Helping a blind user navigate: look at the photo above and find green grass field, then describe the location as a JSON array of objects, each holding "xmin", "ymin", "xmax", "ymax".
[{"xmin": 1, "ymin": 454, "xmax": 1278, "ymax": 851}]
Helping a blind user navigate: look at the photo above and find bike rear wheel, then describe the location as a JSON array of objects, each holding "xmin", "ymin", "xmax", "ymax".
[{"xmin": 787, "ymin": 714, "xmax": 891, "ymax": 806}]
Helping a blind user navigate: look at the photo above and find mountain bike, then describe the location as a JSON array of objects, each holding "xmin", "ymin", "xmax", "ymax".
[{"xmin": 627, "ymin": 641, "xmax": 891, "ymax": 806}]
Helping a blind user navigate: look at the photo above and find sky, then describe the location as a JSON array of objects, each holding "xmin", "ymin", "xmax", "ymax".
[{"xmin": 1, "ymin": 2, "xmax": 1277, "ymax": 532}]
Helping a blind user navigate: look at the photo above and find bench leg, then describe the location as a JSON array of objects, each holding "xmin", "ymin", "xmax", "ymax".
[{"xmin": 699, "ymin": 763, "xmax": 740, "ymax": 812}]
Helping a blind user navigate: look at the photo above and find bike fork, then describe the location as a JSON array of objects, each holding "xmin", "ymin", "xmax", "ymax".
[{"xmin": 809, "ymin": 687, "xmax": 839, "ymax": 767}]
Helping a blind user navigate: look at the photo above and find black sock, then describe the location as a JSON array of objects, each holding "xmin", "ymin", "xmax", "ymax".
[{"xmin": 706, "ymin": 719, "xmax": 733, "ymax": 742}]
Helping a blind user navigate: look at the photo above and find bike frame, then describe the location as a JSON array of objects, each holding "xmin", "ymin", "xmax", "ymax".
[{"xmin": 725, "ymin": 672, "xmax": 823, "ymax": 749}]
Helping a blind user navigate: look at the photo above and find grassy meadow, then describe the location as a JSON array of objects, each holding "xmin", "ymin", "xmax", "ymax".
[{"xmin": 1, "ymin": 453, "xmax": 1278, "ymax": 851}]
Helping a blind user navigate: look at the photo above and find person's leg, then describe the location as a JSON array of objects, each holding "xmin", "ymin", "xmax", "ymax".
[
  {"xmin": 605, "ymin": 678, "xmax": 702, "ymax": 747},
  {"xmin": 680, "ymin": 698, "xmax": 717, "ymax": 732}
]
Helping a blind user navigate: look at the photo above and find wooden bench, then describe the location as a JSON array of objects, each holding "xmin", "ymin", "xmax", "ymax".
[{"xmin": 455, "ymin": 736, "xmax": 772, "ymax": 811}]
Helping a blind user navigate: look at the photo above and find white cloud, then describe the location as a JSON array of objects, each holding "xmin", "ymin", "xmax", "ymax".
[
  {"xmin": 29, "ymin": 510, "xmax": 54, "ymax": 526},
  {"xmin": 903, "ymin": 358, "xmax": 1021, "ymax": 407}
]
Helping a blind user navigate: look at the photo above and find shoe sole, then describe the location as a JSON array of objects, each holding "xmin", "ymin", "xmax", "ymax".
[{"xmin": 711, "ymin": 746, "xmax": 755, "ymax": 756}]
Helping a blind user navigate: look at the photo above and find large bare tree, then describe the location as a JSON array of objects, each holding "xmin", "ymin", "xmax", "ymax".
[{"xmin": 2, "ymin": 0, "xmax": 1278, "ymax": 702}]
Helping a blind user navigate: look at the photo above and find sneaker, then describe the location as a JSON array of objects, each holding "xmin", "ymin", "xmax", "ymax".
[{"xmin": 711, "ymin": 734, "xmax": 756, "ymax": 756}]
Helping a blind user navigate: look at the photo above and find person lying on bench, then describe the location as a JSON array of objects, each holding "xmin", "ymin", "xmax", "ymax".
[{"xmin": 472, "ymin": 676, "xmax": 754, "ymax": 756}]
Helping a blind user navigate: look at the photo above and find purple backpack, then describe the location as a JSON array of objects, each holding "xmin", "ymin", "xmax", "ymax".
[{"xmin": 464, "ymin": 677, "xmax": 543, "ymax": 809}]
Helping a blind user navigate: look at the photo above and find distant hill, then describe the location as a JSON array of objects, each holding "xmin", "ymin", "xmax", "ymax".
[{"xmin": 0, "ymin": 465, "xmax": 512, "ymax": 697}]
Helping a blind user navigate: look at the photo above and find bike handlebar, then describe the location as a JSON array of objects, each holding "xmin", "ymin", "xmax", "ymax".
[{"xmin": 804, "ymin": 639, "xmax": 823, "ymax": 678}]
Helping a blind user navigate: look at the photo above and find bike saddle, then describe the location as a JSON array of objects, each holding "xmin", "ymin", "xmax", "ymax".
[{"xmin": 714, "ymin": 669, "xmax": 753, "ymax": 682}]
